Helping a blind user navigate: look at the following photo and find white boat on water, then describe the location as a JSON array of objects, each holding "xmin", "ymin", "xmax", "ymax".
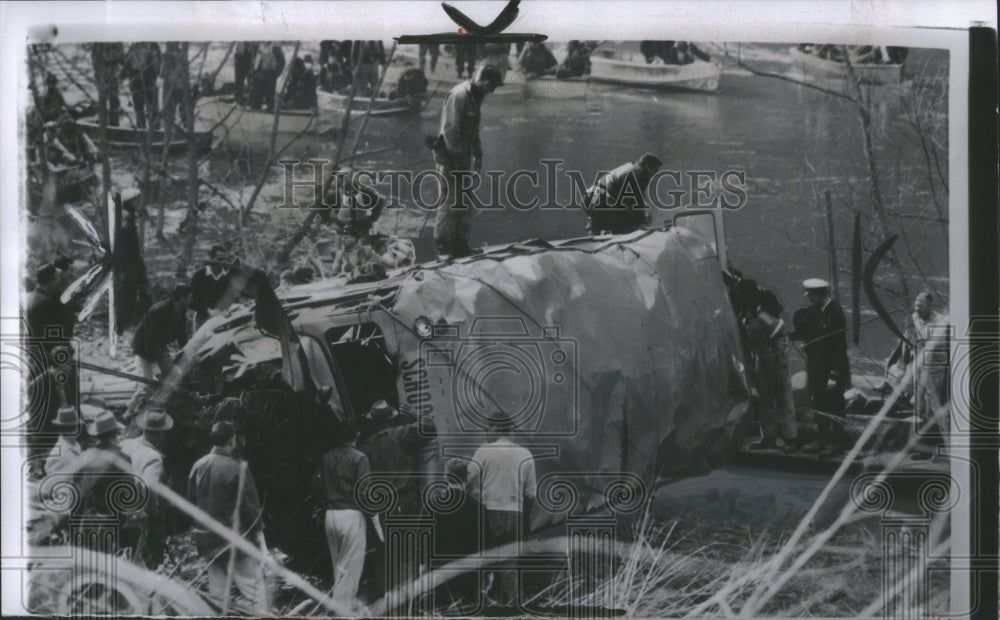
[
  {"xmin": 524, "ymin": 75, "xmax": 589, "ymax": 99},
  {"xmin": 588, "ymin": 49, "xmax": 721, "ymax": 92},
  {"xmin": 197, "ymin": 90, "xmax": 346, "ymax": 147},
  {"xmin": 788, "ymin": 47, "xmax": 904, "ymax": 85}
]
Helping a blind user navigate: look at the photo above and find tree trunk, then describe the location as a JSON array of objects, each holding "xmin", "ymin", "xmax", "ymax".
[{"xmin": 180, "ymin": 42, "xmax": 200, "ymax": 273}]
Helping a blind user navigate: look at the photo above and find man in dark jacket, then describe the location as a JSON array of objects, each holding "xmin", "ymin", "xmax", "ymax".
[
  {"xmin": 90, "ymin": 43, "xmax": 125, "ymax": 127},
  {"xmin": 132, "ymin": 284, "xmax": 192, "ymax": 381},
  {"xmin": 26, "ymin": 262, "xmax": 76, "ymax": 347},
  {"xmin": 188, "ymin": 421, "xmax": 270, "ymax": 614},
  {"xmin": 189, "ymin": 245, "xmax": 232, "ymax": 329},
  {"xmin": 40, "ymin": 72, "xmax": 71, "ymax": 123},
  {"xmin": 792, "ymin": 278, "xmax": 851, "ymax": 416},
  {"xmin": 584, "ymin": 153, "xmax": 663, "ymax": 235},
  {"xmin": 125, "ymin": 42, "xmax": 161, "ymax": 129},
  {"xmin": 517, "ymin": 42, "xmax": 557, "ymax": 78},
  {"xmin": 233, "ymin": 41, "xmax": 258, "ymax": 104}
]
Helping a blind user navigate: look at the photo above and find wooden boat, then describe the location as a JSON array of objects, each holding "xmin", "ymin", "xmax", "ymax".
[
  {"xmin": 327, "ymin": 91, "xmax": 425, "ymax": 117},
  {"xmin": 588, "ymin": 49, "xmax": 721, "ymax": 92},
  {"xmin": 196, "ymin": 90, "xmax": 345, "ymax": 147},
  {"xmin": 75, "ymin": 118, "xmax": 213, "ymax": 154},
  {"xmin": 789, "ymin": 47, "xmax": 904, "ymax": 85},
  {"xmin": 524, "ymin": 75, "xmax": 589, "ymax": 99}
]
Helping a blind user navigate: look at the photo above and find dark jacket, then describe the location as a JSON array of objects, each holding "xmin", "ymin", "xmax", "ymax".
[
  {"xmin": 189, "ymin": 266, "xmax": 231, "ymax": 314},
  {"xmin": 314, "ymin": 445, "xmax": 371, "ymax": 511},
  {"xmin": 132, "ymin": 299, "xmax": 188, "ymax": 360},
  {"xmin": 585, "ymin": 162, "xmax": 653, "ymax": 233},
  {"xmin": 360, "ymin": 416, "xmax": 438, "ymax": 515},
  {"xmin": 26, "ymin": 286, "xmax": 75, "ymax": 343},
  {"xmin": 187, "ymin": 446, "xmax": 264, "ymax": 556}
]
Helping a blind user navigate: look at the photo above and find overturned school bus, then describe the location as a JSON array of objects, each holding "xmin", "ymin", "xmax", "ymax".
[{"xmin": 175, "ymin": 210, "xmax": 750, "ymax": 561}]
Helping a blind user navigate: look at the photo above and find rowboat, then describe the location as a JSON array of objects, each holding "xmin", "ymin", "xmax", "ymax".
[
  {"xmin": 327, "ymin": 91, "xmax": 425, "ymax": 117},
  {"xmin": 588, "ymin": 49, "xmax": 721, "ymax": 92},
  {"xmin": 74, "ymin": 119, "xmax": 213, "ymax": 154},
  {"xmin": 789, "ymin": 47, "xmax": 904, "ymax": 85},
  {"xmin": 524, "ymin": 75, "xmax": 589, "ymax": 99},
  {"xmin": 196, "ymin": 90, "xmax": 346, "ymax": 147}
]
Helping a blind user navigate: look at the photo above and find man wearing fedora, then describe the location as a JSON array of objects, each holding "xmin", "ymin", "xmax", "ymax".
[
  {"xmin": 123, "ymin": 408, "xmax": 174, "ymax": 568},
  {"xmin": 467, "ymin": 412, "xmax": 537, "ymax": 606},
  {"xmin": 67, "ymin": 408, "xmax": 144, "ymax": 554},
  {"xmin": 44, "ymin": 404, "xmax": 85, "ymax": 476}
]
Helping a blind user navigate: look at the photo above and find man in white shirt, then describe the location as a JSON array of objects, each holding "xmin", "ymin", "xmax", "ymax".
[
  {"xmin": 122, "ymin": 408, "xmax": 173, "ymax": 568},
  {"xmin": 467, "ymin": 412, "xmax": 536, "ymax": 606}
]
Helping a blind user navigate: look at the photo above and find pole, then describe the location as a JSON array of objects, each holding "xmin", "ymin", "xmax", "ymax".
[{"xmin": 823, "ymin": 189, "xmax": 840, "ymax": 300}]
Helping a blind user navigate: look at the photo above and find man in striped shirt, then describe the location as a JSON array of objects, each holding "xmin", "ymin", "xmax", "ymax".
[{"xmin": 315, "ymin": 416, "xmax": 373, "ymax": 608}]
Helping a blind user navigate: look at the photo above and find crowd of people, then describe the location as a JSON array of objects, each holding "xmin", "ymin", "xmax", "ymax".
[
  {"xmin": 28, "ymin": 374, "xmax": 539, "ymax": 613},
  {"xmin": 797, "ymin": 43, "xmax": 910, "ymax": 65},
  {"xmin": 731, "ymin": 274, "xmax": 949, "ymax": 457}
]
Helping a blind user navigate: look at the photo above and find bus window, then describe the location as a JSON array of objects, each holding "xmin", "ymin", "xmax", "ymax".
[
  {"xmin": 326, "ymin": 323, "xmax": 399, "ymax": 417},
  {"xmin": 301, "ymin": 335, "xmax": 346, "ymax": 417}
]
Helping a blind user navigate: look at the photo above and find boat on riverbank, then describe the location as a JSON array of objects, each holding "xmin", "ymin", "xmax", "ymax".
[
  {"xmin": 589, "ymin": 50, "xmax": 721, "ymax": 92},
  {"xmin": 196, "ymin": 90, "xmax": 346, "ymax": 147},
  {"xmin": 789, "ymin": 47, "xmax": 904, "ymax": 85},
  {"xmin": 327, "ymin": 91, "xmax": 425, "ymax": 117},
  {"xmin": 74, "ymin": 119, "xmax": 213, "ymax": 154}
]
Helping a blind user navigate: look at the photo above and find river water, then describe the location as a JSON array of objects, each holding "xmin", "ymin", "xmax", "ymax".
[{"xmin": 249, "ymin": 43, "xmax": 949, "ymax": 377}]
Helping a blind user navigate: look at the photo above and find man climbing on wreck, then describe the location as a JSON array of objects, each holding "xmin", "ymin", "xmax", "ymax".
[
  {"xmin": 430, "ymin": 64, "xmax": 503, "ymax": 258},
  {"xmin": 584, "ymin": 153, "xmax": 663, "ymax": 235}
]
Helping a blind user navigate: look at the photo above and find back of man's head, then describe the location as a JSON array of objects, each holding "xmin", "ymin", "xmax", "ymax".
[
  {"xmin": 337, "ymin": 416, "xmax": 359, "ymax": 444},
  {"xmin": 211, "ymin": 421, "xmax": 235, "ymax": 447}
]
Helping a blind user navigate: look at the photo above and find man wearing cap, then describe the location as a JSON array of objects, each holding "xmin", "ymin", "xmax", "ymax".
[
  {"xmin": 467, "ymin": 412, "xmax": 537, "ymax": 605},
  {"xmin": 132, "ymin": 284, "xmax": 193, "ymax": 381},
  {"xmin": 584, "ymin": 153, "xmax": 664, "ymax": 235},
  {"xmin": 188, "ymin": 421, "xmax": 270, "ymax": 614},
  {"xmin": 432, "ymin": 64, "xmax": 503, "ymax": 258},
  {"xmin": 793, "ymin": 279, "xmax": 851, "ymax": 417},
  {"xmin": 122, "ymin": 408, "xmax": 173, "ymax": 567},
  {"xmin": 189, "ymin": 246, "xmax": 233, "ymax": 329},
  {"xmin": 44, "ymin": 405, "xmax": 86, "ymax": 476}
]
